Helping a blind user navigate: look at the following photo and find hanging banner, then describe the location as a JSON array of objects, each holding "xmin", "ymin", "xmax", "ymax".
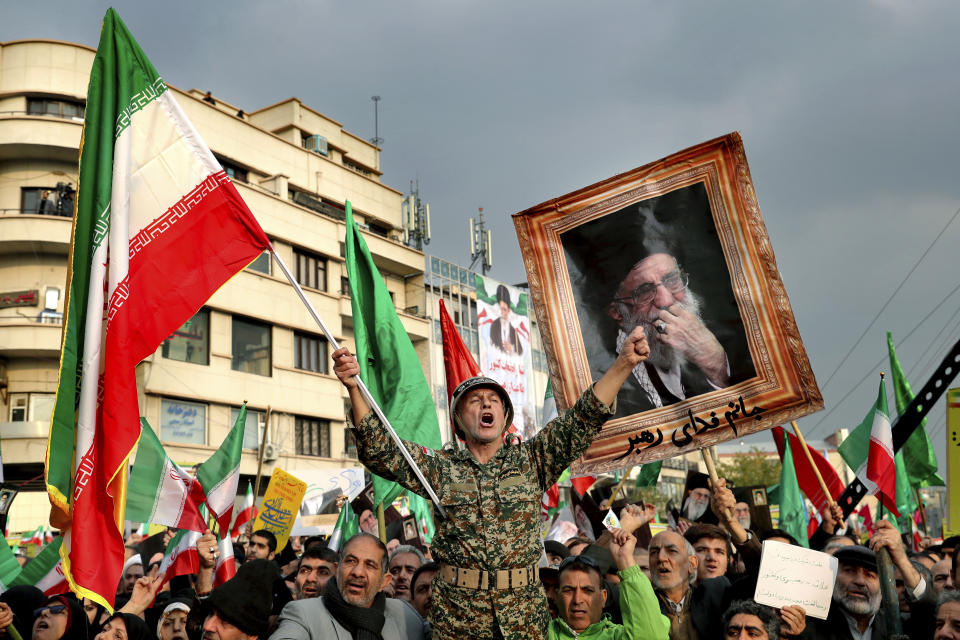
[
  {"xmin": 252, "ymin": 469, "xmax": 307, "ymax": 553},
  {"xmin": 476, "ymin": 275, "xmax": 537, "ymax": 439},
  {"xmin": 947, "ymin": 388, "xmax": 960, "ymax": 536}
]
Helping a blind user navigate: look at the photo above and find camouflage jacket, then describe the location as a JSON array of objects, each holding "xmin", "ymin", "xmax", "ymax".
[{"xmin": 353, "ymin": 386, "xmax": 614, "ymax": 640}]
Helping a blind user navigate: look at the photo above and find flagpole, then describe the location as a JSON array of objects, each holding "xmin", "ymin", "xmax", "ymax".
[
  {"xmin": 253, "ymin": 404, "xmax": 271, "ymax": 520},
  {"xmin": 602, "ymin": 466, "xmax": 634, "ymax": 509},
  {"xmin": 790, "ymin": 421, "xmax": 837, "ymax": 509},
  {"xmin": 700, "ymin": 447, "xmax": 734, "ymax": 521},
  {"xmin": 270, "ymin": 249, "xmax": 447, "ymax": 520}
]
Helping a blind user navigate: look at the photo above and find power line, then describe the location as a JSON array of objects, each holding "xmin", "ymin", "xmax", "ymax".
[
  {"xmin": 819, "ymin": 204, "xmax": 960, "ymax": 390},
  {"xmin": 807, "ymin": 280, "xmax": 960, "ymax": 436}
]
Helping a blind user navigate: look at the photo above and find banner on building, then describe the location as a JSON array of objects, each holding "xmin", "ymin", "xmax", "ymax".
[{"xmin": 475, "ymin": 275, "xmax": 537, "ymax": 439}]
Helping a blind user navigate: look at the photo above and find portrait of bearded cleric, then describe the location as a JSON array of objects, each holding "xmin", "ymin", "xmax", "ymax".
[{"xmin": 561, "ymin": 181, "xmax": 755, "ymax": 418}]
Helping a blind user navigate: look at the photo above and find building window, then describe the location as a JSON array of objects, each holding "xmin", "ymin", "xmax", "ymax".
[
  {"xmin": 7, "ymin": 393, "xmax": 55, "ymax": 422},
  {"xmin": 160, "ymin": 398, "xmax": 207, "ymax": 444},
  {"xmin": 294, "ymin": 332, "xmax": 328, "ymax": 374},
  {"xmin": 246, "ymin": 251, "xmax": 271, "ymax": 275},
  {"xmin": 232, "ymin": 317, "xmax": 271, "ymax": 376},
  {"xmin": 344, "ymin": 428, "xmax": 357, "ymax": 458},
  {"xmin": 21, "ymin": 187, "xmax": 65, "ymax": 215},
  {"xmin": 295, "ymin": 417, "xmax": 330, "ymax": 457},
  {"xmin": 230, "ymin": 407, "xmax": 262, "ymax": 450},
  {"xmin": 162, "ymin": 309, "xmax": 210, "ymax": 365},
  {"xmin": 340, "ymin": 276, "xmax": 350, "ymax": 296},
  {"xmin": 216, "ymin": 155, "xmax": 248, "ymax": 183},
  {"xmin": 294, "ymin": 248, "xmax": 327, "ymax": 291},
  {"xmin": 27, "ymin": 98, "xmax": 85, "ymax": 119}
]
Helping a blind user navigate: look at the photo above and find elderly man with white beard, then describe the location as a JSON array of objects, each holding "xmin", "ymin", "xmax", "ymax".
[
  {"xmin": 605, "ymin": 253, "xmax": 732, "ymax": 417},
  {"xmin": 807, "ymin": 522, "xmax": 937, "ymax": 640}
]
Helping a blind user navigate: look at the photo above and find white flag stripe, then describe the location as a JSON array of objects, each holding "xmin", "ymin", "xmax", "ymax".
[
  {"xmin": 123, "ymin": 92, "xmax": 219, "ymax": 245},
  {"xmin": 151, "ymin": 459, "xmax": 198, "ymax": 525},
  {"xmin": 205, "ymin": 462, "xmax": 241, "ymax": 517}
]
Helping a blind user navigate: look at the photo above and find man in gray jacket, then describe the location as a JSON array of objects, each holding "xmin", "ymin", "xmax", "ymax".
[{"xmin": 271, "ymin": 533, "xmax": 426, "ymax": 640}]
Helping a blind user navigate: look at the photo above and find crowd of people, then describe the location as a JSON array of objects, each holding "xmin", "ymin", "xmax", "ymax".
[
  {"xmin": 5, "ymin": 319, "xmax": 958, "ymax": 639},
  {"xmin": 1, "ymin": 485, "xmax": 958, "ymax": 640}
]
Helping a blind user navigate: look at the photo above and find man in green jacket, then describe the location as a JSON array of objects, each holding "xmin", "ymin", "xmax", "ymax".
[{"xmin": 550, "ymin": 527, "xmax": 670, "ymax": 640}]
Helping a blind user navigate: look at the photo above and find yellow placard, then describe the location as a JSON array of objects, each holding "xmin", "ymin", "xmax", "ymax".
[
  {"xmin": 252, "ymin": 468, "xmax": 307, "ymax": 553},
  {"xmin": 946, "ymin": 388, "xmax": 960, "ymax": 536}
]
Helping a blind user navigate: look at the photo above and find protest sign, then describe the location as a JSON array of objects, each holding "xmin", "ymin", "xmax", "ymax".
[
  {"xmin": 252, "ymin": 468, "xmax": 306, "ymax": 552},
  {"xmin": 754, "ymin": 539, "xmax": 838, "ymax": 619}
]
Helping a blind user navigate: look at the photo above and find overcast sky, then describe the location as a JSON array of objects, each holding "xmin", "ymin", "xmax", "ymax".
[{"xmin": 4, "ymin": 2, "xmax": 959, "ymax": 494}]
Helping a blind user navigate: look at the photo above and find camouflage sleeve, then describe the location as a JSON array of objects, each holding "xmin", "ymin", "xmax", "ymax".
[
  {"xmin": 526, "ymin": 385, "xmax": 614, "ymax": 491},
  {"xmin": 350, "ymin": 411, "xmax": 438, "ymax": 498}
]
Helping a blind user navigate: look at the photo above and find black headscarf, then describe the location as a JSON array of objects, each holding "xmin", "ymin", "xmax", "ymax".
[
  {"xmin": 100, "ymin": 613, "xmax": 150, "ymax": 640},
  {"xmin": 34, "ymin": 594, "xmax": 87, "ymax": 640},
  {"xmin": 0, "ymin": 585, "xmax": 45, "ymax": 640}
]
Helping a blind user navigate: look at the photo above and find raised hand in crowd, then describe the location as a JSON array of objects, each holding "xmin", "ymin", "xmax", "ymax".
[
  {"xmin": 710, "ymin": 477, "xmax": 750, "ymax": 544},
  {"xmin": 618, "ymin": 502, "xmax": 656, "ymax": 534},
  {"xmin": 0, "ymin": 602, "xmax": 12, "ymax": 633},
  {"xmin": 118, "ymin": 575, "xmax": 164, "ymax": 617},
  {"xmin": 608, "ymin": 527, "xmax": 637, "ymax": 571},
  {"xmin": 819, "ymin": 501, "xmax": 844, "ymax": 535},
  {"xmin": 195, "ymin": 531, "xmax": 218, "ymax": 596},
  {"xmin": 868, "ymin": 519, "xmax": 920, "ymax": 586},
  {"xmin": 778, "ymin": 604, "xmax": 806, "ymax": 638}
]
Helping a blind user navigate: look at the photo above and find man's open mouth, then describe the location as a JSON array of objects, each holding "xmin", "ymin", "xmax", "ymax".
[{"xmin": 480, "ymin": 412, "xmax": 495, "ymax": 427}]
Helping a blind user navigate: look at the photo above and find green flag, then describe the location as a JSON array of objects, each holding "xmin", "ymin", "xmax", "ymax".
[
  {"xmin": 344, "ymin": 201, "xmax": 442, "ymax": 506},
  {"xmin": 408, "ymin": 492, "xmax": 435, "ymax": 544},
  {"xmin": 779, "ymin": 438, "xmax": 809, "ymax": 548},
  {"xmin": 327, "ymin": 501, "xmax": 359, "ymax": 551},
  {"xmin": 634, "ymin": 462, "xmax": 663, "ymax": 489},
  {"xmin": 0, "ymin": 535, "xmax": 21, "ymax": 590},
  {"xmin": 887, "ymin": 332, "xmax": 944, "ymax": 487}
]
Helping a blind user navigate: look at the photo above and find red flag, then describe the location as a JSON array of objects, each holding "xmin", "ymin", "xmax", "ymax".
[
  {"xmin": 571, "ymin": 476, "xmax": 597, "ymax": 496},
  {"xmin": 439, "ymin": 299, "xmax": 482, "ymax": 440},
  {"xmin": 859, "ymin": 504, "xmax": 875, "ymax": 536},
  {"xmin": 771, "ymin": 427, "xmax": 844, "ymax": 512},
  {"xmin": 541, "ymin": 483, "xmax": 559, "ymax": 521}
]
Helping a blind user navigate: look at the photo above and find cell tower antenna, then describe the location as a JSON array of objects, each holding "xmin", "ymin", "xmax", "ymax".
[
  {"xmin": 468, "ymin": 208, "xmax": 493, "ymax": 275},
  {"xmin": 401, "ymin": 179, "xmax": 431, "ymax": 251}
]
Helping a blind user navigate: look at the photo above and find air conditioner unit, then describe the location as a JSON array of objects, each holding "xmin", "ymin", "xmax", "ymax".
[
  {"xmin": 263, "ymin": 442, "xmax": 280, "ymax": 461},
  {"xmin": 305, "ymin": 134, "xmax": 329, "ymax": 156}
]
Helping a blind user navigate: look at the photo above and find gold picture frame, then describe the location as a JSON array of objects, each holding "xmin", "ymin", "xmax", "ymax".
[{"xmin": 513, "ymin": 133, "xmax": 822, "ymax": 476}]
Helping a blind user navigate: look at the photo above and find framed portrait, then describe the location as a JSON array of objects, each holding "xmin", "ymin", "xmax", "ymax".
[
  {"xmin": 513, "ymin": 133, "xmax": 822, "ymax": 476},
  {"xmin": 752, "ymin": 488, "xmax": 768, "ymax": 506},
  {"xmin": 0, "ymin": 488, "xmax": 17, "ymax": 515}
]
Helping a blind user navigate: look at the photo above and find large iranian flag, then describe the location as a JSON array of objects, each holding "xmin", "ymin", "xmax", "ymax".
[{"xmin": 46, "ymin": 10, "xmax": 270, "ymax": 609}]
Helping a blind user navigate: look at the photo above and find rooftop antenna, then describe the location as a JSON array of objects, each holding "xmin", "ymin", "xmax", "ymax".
[
  {"xmin": 401, "ymin": 179, "xmax": 431, "ymax": 251},
  {"xmin": 468, "ymin": 208, "xmax": 493, "ymax": 275},
  {"xmin": 370, "ymin": 96, "xmax": 383, "ymax": 147}
]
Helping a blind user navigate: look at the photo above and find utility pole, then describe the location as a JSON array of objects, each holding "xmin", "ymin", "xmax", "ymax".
[{"xmin": 469, "ymin": 208, "xmax": 493, "ymax": 275}]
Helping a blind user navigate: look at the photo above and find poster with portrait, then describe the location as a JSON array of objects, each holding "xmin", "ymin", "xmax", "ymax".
[
  {"xmin": 475, "ymin": 275, "xmax": 537, "ymax": 439},
  {"xmin": 513, "ymin": 133, "xmax": 822, "ymax": 476}
]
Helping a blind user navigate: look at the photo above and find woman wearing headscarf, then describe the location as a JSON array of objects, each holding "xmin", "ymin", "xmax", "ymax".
[
  {"xmin": 31, "ymin": 594, "xmax": 87, "ymax": 640},
  {"xmin": 0, "ymin": 585, "xmax": 46, "ymax": 640},
  {"xmin": 94, "ymin": 614, "xmax": 150, "ymax": 640}
]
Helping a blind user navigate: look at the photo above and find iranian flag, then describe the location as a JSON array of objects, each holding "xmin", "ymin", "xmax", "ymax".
[
  {"xmin": 157, "ymin": 529, "xmax": 201, "ymax": 587},
  {"xmin": 11, "ymin": 538, "xmax": 67, "ymax": 595},
  {"xmin": 838, "ymin": 379, "xmax": 900, "ymax": 517},
  {"xmin": 214, "ymin": 534, "xmax": 236, "ymax": 586},
  {"xmin": 126, "ymin": 419, "xmax": 207, "ymax": 531},
  {"xmin": 24, "ymin": 527, "xmax": 44, "ymax": 546},
  {"xmin": 45, "ymin": 10, "xmax": 271, "ymax": 608},
  {"xmin": 230, "ymin": 481, "xmax": 257, "ymax": 539},
  {"xmin": 196, "ymin": 405, "xmax": 246, "ymax": 534}
]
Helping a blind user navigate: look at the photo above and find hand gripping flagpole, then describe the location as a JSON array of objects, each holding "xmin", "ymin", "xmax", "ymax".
[{"xmin": 271, "ymin": 249, "xmax": 447, "ymax": 520}]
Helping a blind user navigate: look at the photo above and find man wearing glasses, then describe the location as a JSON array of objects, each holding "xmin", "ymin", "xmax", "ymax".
[{"xmin": 606, "ymin": 253, "xmax": 731, "ymax": 417}]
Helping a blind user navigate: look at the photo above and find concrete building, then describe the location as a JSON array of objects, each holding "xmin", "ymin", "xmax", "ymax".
[{"xmin": 0, "ymin": 39, "xmax": 429, "ymax": 533}]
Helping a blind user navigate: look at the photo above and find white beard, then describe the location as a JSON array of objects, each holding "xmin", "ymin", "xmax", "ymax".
[
  {"xmin": 683, "ymin": 497, "xmax": 709, "ymax": 521},
  {"xmin": 618, "ymin": 290, "xmax": 705, "ymax": 371}
]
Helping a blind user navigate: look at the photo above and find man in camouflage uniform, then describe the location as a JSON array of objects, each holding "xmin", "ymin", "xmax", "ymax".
[{"xmin": 332, "ymin": 327, "xmax": 649, "ymax": 640}]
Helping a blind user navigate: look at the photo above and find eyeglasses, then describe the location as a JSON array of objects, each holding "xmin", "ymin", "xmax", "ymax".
[
  {"xmin": 613, "ymin": 269, "xmax": 689, "ymax": 306},
  {"xmin": 34, "ymin": 604, "xmax": 67, "ymax": 618},
  {"xmin": 558, "ymin": 554, "xmax": 600, "ymax": 572}
]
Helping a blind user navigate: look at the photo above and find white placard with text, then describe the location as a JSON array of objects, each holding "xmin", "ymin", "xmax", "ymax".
[{"xmin": 753, "ymin": 539, "xmax": 838, "ymax": 619}]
